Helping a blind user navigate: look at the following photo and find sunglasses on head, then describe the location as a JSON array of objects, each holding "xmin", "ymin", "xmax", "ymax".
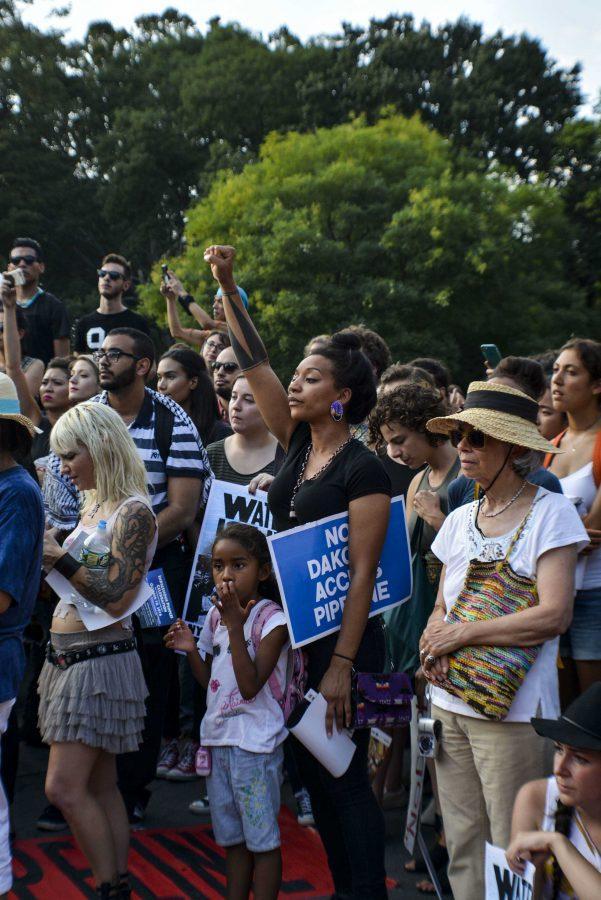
[
  {"xmin": 211, "ymin": 361, "xmax": 238, "ymax": 373},
  {"xmin": 450, "ymin": 427, "xmax": 487, "ymax": 450},
  {"xmin": 10, "ymin": 254, "xmax": 38, "ymax": 266},
  {"xmin": 97, "ymin": 269, "xmax": 124, "ymax": 281}
]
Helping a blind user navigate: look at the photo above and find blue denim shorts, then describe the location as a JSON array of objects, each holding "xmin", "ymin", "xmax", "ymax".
[
  {"xmin": 560, "ymin": 588, "xmax": 601, "ymax": 660},
  {"xmin": 206, "ymin": 745, "xmax": 284, "ymax": 852}
]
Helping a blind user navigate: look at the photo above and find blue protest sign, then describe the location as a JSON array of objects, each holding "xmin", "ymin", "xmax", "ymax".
[
  {"xmin": 268, "ymin": 496, "xmax": 412, "ymax": 648},
  {"xmin": 138, "ymin": 568, "xmax": 176, "ymax": 629}
]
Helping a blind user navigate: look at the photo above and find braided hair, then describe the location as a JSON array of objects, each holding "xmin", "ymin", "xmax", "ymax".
[{"xmin": 551, "ymin": 798, "xmax": 574, "ymax": 900}]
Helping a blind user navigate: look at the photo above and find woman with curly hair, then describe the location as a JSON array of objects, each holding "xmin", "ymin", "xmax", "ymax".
[
  {"xmin": 370, "ymin": 385, "xmax": 458, "ymax": 892},
  {"xmin": 507, "ymin": 682, "xmax": 601, "ymax": 899},
  {"xmin": 370, "ymin": 384, "xmax": 459, "ymax": 677}
]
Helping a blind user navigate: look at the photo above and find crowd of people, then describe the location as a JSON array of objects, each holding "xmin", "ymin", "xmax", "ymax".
[{"xmin": 0, "ymin": 236, "xmax": 600, "ymax": 900}]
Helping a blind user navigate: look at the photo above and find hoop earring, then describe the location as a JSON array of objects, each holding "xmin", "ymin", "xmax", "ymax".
[{"xmin": 330, "ymin": 400, "xmax": 344, "ymax": 422}]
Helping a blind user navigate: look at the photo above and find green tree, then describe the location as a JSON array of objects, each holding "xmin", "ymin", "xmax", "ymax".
[{"xmin": 139, "ymin": 115, "xmax": 593, "ymax": 383}]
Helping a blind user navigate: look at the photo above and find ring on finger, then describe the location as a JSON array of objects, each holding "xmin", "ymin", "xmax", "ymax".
[{"xmin": 426, "ymin": 654, "xmax": 435, "ymax": 664}]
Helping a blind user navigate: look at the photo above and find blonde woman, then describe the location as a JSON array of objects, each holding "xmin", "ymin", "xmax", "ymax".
[{"xmin": 40, "ymin": 403, "xmax": 157, "ymax": 900}]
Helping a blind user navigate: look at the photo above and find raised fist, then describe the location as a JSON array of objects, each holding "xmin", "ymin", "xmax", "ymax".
[{"xmin": 203, "ymin": 245, "xmax": 236, "ymax": 290}]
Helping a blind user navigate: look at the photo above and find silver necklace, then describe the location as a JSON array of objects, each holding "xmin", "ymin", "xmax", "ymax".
[
  {"xmin": 289, "ymin": 437, "xmax": 353, "ymax": 519},
  {"xmin": 481, "ymin": 480, "xmax": 527, "ymax": 518}
]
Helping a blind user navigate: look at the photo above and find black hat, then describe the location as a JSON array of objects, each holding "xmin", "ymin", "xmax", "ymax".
[{"xmin": 531, "ymin": 683, "xmax": 601, "ymax": 751}]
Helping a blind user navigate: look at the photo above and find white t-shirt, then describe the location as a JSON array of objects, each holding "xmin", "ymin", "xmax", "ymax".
[
  {"xmin": 430, "ymin": 489, "xmax": 589, "ymax": 722},
  {"xmin": 560, "ymin": 462, "xmax": 601, "ymax": 591},
  {"xmin": 197, "ymin": 599, "xmax": 289, "ymax": 753}
]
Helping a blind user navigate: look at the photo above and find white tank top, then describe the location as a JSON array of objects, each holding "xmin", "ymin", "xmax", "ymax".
[
  {"xmin": 540, "ymin": 777, "xmax": 601, "ymax": 899},
  {"xmin": 560, "ymin": 463, "xmax": 601, "ymax": 590},
  {"xmin": 53, "ymin": 494, "xmax": 157, "ymax": 630}
]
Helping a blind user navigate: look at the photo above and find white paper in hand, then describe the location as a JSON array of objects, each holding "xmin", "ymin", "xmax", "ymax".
[
  {"xmin": 45, "ymin": 567, "xmax": 152, "ymax": 631},
  {"xmin": 288, "ymin": 691, "xmax": 356, "ymax": 778},
  {"xmin": 485, "ymin": 842, "xmax": 535, "ymax": 900}
]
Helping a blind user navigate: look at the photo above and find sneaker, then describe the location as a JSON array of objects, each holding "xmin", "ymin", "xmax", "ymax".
[
  {"xmin": 189, "ymin": 796, "xmax": 211, "ymax": 815},
  {"xmin": 166, "ymin": 740, "xmax": 199, "ymax": 781},
  {"xmin": 156, "ymin": 738, "xmax": 179, "ymax": 778},
  {"xmin": 37, "ymin": 804, "xmax": 68, "ymax": 832},
  {"xmin": 129, "ymin": 802, "xmax": 146, "ymax": 825},
  {"xmin": 295, "ymin": 789, "xmax": 315, "ymax": 827}
]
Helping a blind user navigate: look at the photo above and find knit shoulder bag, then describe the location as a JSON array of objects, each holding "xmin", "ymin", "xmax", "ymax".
[{"xmin": 442, "ymin": 508, "xmax": 542, "ymax": 720}]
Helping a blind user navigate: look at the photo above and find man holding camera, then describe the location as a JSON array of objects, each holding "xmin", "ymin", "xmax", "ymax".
[
  {"xmin": 7, "ymin": 238, "xmax": 70, "ymax": 365},
  {"xmin": 72, "ymin": 253, "xmax": 150, "ymax": 354}
]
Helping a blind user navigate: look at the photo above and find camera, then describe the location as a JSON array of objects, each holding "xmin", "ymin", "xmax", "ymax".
[{"xmin": 417, "ymin": 716, "xmax": 441, "ymax": 759}]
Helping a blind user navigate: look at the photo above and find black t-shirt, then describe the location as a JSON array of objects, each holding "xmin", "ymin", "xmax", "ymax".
[
  {"xmin": 379, "ymin": 453, "xmax": 422, "ymax": 499},
  {"xmin": 20, "ymin": 291, "xmax": 70, "ymax": 365},
  {"xmin": 268, "ymin": 422, "xmax": 391, "ymax": 533},
  {"xmin": 72, "ymin": 308, "xmax": 151, "ymax": 353}
]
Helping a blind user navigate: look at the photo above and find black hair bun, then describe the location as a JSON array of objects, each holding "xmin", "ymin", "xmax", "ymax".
[{"xmin": 330, "ymin": 330, "xmax": 362, "ymax": 353}]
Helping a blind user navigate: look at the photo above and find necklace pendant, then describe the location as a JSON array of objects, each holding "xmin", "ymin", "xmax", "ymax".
[{"xmin": 289, "ymin": 503, "xmax": 297, "ymax": 520}]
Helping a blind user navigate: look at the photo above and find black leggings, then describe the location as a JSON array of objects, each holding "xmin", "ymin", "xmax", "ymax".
[{"xmin": 292, "ymin": 620, "xmax": 388, "ymax": 900}]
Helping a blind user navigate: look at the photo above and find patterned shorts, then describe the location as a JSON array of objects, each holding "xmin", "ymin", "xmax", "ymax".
[{"xmin": 205, "ymin": 745, "xmax": 284, "ymax": 852}]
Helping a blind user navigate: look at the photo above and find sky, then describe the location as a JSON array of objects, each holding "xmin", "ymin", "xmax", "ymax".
[{"xmin": 22, "ymin": 1, "xmax": 601, "ymax": 113}]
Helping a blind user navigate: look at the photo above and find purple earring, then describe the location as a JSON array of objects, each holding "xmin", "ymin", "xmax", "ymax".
[{"xmin": 330, "ymin": 400, "xmax": 344, "ymax": 422}]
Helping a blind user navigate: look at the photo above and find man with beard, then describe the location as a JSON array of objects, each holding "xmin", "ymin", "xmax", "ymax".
[
  {"xmin": 212, "ymin": 345, "xmax": 241, "ymax": 422},
  {"xmin": 72, "ymin": 253, "xmax": 150, "ymax": 354},
  {"xmin": 7, "ymin": 238, "xmax": 70, "ymax": 364},
  {"xmin": 92, "ymin": 327, "xmax": 213, "ymax": 821}
]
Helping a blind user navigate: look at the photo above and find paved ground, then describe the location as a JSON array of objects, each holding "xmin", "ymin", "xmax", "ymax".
[{"xmin": 10, "ymin": 743, "xmax": 439, "ymax": 898}]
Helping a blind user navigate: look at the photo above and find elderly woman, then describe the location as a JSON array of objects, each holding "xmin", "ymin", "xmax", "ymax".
[
  {"xmin": 40, "ymin": 403, "xmax": 157, "ymax": 899},
  {"xmin": 418, "ymin": 381, "xmax": 589, "ymax": 900}
]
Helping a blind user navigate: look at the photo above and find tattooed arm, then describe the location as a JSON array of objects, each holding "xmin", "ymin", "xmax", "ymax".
[
  {"xmin": 47, "ymin": 501, "xmax": 156, "ymax": 617},
  {"xmin": 203, "ymin": 245, "xmax": 296, "ymax": 451}
]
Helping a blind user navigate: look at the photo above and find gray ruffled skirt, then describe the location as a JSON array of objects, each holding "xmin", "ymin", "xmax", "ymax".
[{"xmin": 38, "ymin": 627, "xmax": 148, "ymax": 753}]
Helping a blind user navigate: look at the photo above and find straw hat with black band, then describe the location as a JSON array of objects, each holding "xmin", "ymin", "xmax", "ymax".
[
  {"xmin": 531, "ymin": 682, "xmax": 601, "ymax": 751},
  {"xmin": 427, "ymin": 380, "xmax": 560, "ymax": 455},
  {"xmin": 0, "ymin": 371, "xmax": 40, "ymax": 437}
]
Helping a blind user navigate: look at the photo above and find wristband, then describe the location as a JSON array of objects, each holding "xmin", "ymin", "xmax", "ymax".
[
  {"xmin": 332, "ymin": 651, "xmax": 354, "ymax": 664},
  {"xmin": 177, "ymin": 293, "xmax": 194, "ymax": 313},
  {"xmin": 53, "ymin": 553, "xmax": 83, "ymax": 580}
]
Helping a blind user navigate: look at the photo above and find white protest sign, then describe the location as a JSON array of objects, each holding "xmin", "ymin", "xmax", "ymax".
[
  {"xmin": 485, "ymin": 842, "xmax": 535, "ymax": 900},
  {"xmin": 182, "ymin": 479, "xmax": 275, "ymax": 639}
]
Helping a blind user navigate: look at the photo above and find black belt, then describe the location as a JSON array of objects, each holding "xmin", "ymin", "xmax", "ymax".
[{"xmin": 46, "ymin": 637, "xmax": 137, "ymax": 670}]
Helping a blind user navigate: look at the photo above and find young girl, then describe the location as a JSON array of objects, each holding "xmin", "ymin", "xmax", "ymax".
[{"xmin": 165, "ymin": 523, "xmax": 289, "ymax": 900}]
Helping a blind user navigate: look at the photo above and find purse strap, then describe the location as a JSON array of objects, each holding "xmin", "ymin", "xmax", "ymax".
[{"xmin": 494, "ymin": 502, "xmax": 535, "ymax": 572}]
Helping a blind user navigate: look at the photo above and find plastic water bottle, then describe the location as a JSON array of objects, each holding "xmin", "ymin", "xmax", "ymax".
[{"xmin": 80, "ymin": 521, "xmax": 110, "ymax": 569}]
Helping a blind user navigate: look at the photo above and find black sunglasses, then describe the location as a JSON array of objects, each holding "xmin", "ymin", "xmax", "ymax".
[
  {"xmin": 450, "ymin": 427, "xmax": 487, "ymax": 450},
  {"xmin": 211, "ymin": 361, "xmax": 239, "ymax": 373},
  {"xmin": 97, "ymin": 269, "xmax": 124, "ymax": 281},
  {"xmin": 10, "ymin": 254, "xmax": 38, "ymax": 265},
  {"xmin": 93, "ymin": 349, "xmax": 140, "ymax": 364}
]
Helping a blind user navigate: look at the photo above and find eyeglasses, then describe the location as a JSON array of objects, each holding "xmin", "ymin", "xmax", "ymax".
[
  {"xmin": 450, "ymin": 427, "xmax": 487, "ymax": 450},
  {"xmin": 211, "ymin": 361, "xmax": 239, "ymax": 373},
  {"xmin": 93, "ymin": 349, "xmax": 141, "ymax": 364},
  {"xmin": 10, "ymin": 254, "xmax": 38, "ymax": 266},
  {"xmin": 97, "ymin": 269, "xmax": 124, "ymax": 281}
]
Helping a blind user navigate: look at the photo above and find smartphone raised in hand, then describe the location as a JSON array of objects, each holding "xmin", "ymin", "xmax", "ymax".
[
  {"xmin": 161, "ymin": 263, "xmax": 169, "ymax": 285},
  {"xmin": 480, "ymin": 343, "xmax": 502, "ymax": 369}
]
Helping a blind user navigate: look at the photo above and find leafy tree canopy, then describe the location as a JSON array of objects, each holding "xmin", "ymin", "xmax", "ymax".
[{"xmin": 139, "ymin": 115, "xmax": 595, "ymax": 383}]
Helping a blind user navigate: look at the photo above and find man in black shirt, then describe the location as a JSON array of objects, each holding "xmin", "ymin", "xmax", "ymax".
[
  {"xmin": 72, "ymin": 253, "xmax": 151, "ymax": 354},
  {"xmin": 8, "ymin": 238, "xmax": 70, "ymax": 365}
]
